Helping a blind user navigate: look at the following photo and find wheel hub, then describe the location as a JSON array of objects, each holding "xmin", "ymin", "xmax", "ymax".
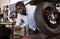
[{"xmin": 43, "ymin": 7, "xmax": 58, "ymax": 29}]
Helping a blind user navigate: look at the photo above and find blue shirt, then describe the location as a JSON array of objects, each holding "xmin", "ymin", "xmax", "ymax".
[
  {"xmin": 15, "ymin": 4, "xmax": 37, "ymax": 31},
  {"xmin": 15, "ymin": 13, "xmax": 28, "ymax": 26},
  {"xmin": 26, "ymin": 4, "xmax": 37, "ymax": 31}
]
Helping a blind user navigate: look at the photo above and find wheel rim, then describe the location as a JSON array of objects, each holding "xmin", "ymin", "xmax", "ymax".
[{"xmin": 43, "ymin": 6, "xmax": 59, "ymax": 29}]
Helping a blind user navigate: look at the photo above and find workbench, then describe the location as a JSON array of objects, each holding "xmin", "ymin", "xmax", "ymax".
[{"xmin": 0, "ymin": 22, "xmax": 14, "ymax": 39}]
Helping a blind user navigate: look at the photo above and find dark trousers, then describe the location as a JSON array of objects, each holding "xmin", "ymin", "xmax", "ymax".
[
  {"xmin": 29, "ymin": 28, "xmax": 48, "ymax": 39},
  {"xmin": 29, "ymin": 28, "xmax": 40, "ymax": 35}
]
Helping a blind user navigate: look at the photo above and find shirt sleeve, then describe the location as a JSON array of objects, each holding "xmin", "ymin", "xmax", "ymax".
[{"xmin": 15, "ymin": 13, "xmax": 21, "ymax": 26}]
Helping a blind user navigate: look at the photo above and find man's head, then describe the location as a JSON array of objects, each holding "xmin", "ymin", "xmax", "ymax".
[{"xmin": 15, "ymin": 1, "xmax": 26, "ymax": 15}]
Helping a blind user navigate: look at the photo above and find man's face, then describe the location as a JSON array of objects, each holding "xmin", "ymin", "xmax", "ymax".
[{"xmin": 16, "ymin": 6, "xmax": 25, "ymax": 14}]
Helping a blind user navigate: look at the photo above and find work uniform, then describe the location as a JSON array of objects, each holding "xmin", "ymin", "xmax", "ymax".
[
  {"xmin": 15, "ymin": 4, "xmax": 40, "ymax": 35},
  {"xmin": 15, "ymin": 13, "xmax": 28, "ymax": 26},
  {"xmin": 26, "ymin": 4, "xmax": 40, "ymax": 35}
]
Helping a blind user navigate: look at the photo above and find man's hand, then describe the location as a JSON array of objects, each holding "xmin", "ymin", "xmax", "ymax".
[{"xmin": 15, "ymin": 26, "xmax": 22, "ymax": 30}]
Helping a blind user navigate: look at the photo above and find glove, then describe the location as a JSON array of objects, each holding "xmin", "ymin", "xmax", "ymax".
[{"xmin": 21, "ymin": 23, "xmax": 29, "ymax": 28}]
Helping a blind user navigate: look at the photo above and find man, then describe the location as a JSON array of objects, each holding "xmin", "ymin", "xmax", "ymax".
[
  {"xmin": 15, "ymin": 1, "xmax": 40, "ymax": 35},
  {"xmin": 15, "ymin": 1, "xmax": 47, "ymax": 39},
  {"xmin": 15, "ymin": 1, "xmax": 29, "ymax": 36}
]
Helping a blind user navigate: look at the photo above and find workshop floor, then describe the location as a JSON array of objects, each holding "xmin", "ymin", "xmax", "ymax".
[
  {"xmin": 10, "ymin": 34, "xmax": 60, "ymax": 39},
  {"xmin": 30, "ymin": 34, "xmax": 60, "ymax": 39},
  {"xmin": 26, "ymin": 33, "xmax": 60, "ymax": 39},
  {"xmin": 9, "ymin": 25, "xmax": 60, "ymax": 39}
]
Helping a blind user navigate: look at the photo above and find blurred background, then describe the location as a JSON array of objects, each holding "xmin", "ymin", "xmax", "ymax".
[{"xmin": 0, "ymin": 0, "xmax": 60, "ymax": 39}]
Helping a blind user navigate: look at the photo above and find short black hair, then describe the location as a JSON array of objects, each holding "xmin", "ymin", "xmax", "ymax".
[
  {"xmin": 15, "ymin": 1, "xmax": 25, "ymax": 8},
  {"xmin": 15, "ymin": 1, "xmax": 27, "ymax": 15}
]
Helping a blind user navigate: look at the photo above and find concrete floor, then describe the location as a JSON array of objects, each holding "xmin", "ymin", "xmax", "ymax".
[
  {"xmin": 48, "ymin": 34, "xmax": 60, "ymax": 39},
  {"xmin": 27, "ymin": 33, "xmax": 60, "ymax": 39},
  {"xmin": 6, "ymin": 25, "xmax": 60, "ymax": 39},
  {"xmin": 9, "ymin": 33, "xmax": 60, "ymax": 39}
]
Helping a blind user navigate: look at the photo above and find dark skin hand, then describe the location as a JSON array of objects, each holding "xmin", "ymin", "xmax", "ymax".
[{"xmin": 15, "ymin": 26, "xmax": 22, "ymax": 30}]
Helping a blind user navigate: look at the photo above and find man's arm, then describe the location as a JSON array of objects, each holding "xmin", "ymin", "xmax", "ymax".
[{"xmin": 15, "ymin": 13, "xmax": 21, "ymax": 30}]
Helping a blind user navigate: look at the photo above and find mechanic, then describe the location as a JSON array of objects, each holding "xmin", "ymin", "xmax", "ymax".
[
  {"xmin": 15, "ymin": 1, "xmax": 48, "ymax": 39},
  {"xmin": 15, "ymin": 1, "xmax": 40, "ymax": 35},
  {"xmin": 15, "ymin": 1, "xmax": 28, "ymax": 30}
]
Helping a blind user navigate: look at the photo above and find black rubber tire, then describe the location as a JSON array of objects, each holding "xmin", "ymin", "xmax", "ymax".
[{"xmin": 34, "ymin": 2, "xmax": 60, "ymax": 36}]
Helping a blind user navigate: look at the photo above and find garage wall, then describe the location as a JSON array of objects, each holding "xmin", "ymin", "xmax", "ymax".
[{"xmin": 0, "ymin": 0, "xmax": 10, "ymax": 8}]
